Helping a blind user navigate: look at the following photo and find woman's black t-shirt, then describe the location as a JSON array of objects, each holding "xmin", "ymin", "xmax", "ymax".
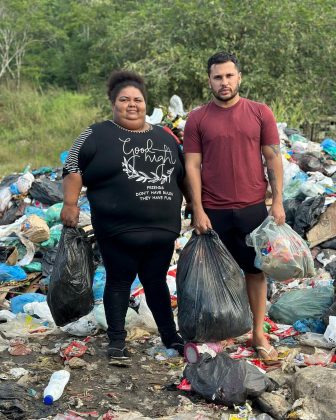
[{"xmin": 63, "ymin": 120, "xmax": 184, "ymax": 238}]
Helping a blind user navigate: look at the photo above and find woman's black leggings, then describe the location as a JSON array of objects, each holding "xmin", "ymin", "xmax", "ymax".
[{"xmin": 97, "ymin": 230, "xmax": 177, "ymax": 344}]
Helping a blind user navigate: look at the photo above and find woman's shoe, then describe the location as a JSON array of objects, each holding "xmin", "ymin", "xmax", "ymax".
[
  {"xmin": 161, "ymin": 333, "xmax": 185, "ymax": 356},
  {"xmin": 107, "ymin": 344, "xmax": 131, "ymax": 366}
]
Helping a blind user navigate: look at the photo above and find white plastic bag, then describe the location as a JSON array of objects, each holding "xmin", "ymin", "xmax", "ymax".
[
  {"xmin": 247, "ymin": 216, "xmax": 316, "ymax": 281},
  {"xmin": 324, "ymin": 316, "xmax": 336, "ymax": 345},
  {"xmin": 0, "ymin": 187, "xmax": 12, "ymax": 213}
]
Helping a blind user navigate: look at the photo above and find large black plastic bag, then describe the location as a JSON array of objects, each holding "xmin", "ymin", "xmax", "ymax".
[
  {"xmin": 176, "ymin": 230, "xmax": 252, "ymax": 342},
  {"xmin": 47, "ymin": 227, "xmax": 94, "ymax": 326},
  {"xmin": 184, "ymin": 352, "xmax": 275, "ymax": 406},
  {"xmin": 29, "ymin": 179, "xmax": 63, "ymax": 205}
]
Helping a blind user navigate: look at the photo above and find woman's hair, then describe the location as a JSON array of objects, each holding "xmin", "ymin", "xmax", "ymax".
[{"xmin": 107, "ymin": 70, "xmax": 147, "ymax": 103}]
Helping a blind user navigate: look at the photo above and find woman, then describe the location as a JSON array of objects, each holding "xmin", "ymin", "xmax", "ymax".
[{"xmin": 61, "ymin": 71, "xmax": 186, "ymax": 362}]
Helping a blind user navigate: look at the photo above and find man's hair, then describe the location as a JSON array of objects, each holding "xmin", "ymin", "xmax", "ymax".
[
  {"xmin": 207, "ymin": 52, "xmax": 241, "ymax": 75},
  {"xmin": 107, "ymin": 70, "xmax": 147, "ymax": 103}
]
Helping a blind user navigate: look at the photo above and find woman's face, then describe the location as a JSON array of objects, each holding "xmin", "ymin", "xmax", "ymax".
[{"xmin": 112, "ymin": 86, "xmax": 146, "ymax": 130}]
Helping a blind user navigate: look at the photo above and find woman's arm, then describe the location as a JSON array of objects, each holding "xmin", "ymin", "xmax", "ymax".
[{"xmin": 61, "ymin": 173, "xmax": 83, "ymax": 227}]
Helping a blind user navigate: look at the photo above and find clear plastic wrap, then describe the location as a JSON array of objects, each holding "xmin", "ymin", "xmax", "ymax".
[{"xmin": 247, "ymin": 216, "xmax": 315, "ymax": 281}]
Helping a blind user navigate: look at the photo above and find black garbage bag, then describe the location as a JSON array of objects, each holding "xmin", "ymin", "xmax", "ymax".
[
  {"xmin": 297, "ymin": 153, "xmax": 324, "ymax": 173},
  {"xmin": 176, "ymin": 230, "xmax": 252, "ymax": 342},
  {"xmin": 283, "ymin": 198, "xmax": 304, "ymax": 227},
  {"xmin": 0, "ymin": 200, "xmax": 27, "ymax": 225},
  {"xmin": 320, "ymin": 238, "xmax": 336, "ymax": 249},
  {"xmin": 184, "ymin": 352, "xmax": 275, "ymax": 406},
  {"xmin": 47, "ymin": 227, "xmax": 94, "ymax": 326},
  {"xmin": 29, "ymin": 179, "xmax": 63, "ymax": 205},
  {"xmin": 41, "ymin": 247, "xmax": 59, "ymax": 278},
  {"xmin": 0, "ymin": 174, "xmax": 20, "ymax": 188},
  {"xmin": 292, "ymin": 195, "xmax": 325, "ymax": 237},
  {"xmin": 325, "ymin": 260, "xmax": 336, "ymax": 279}
]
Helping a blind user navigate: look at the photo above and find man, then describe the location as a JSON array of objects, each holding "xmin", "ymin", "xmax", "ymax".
[{"xmin": 183, "ymin": 51, "xmax": 285, "ymax": 361}]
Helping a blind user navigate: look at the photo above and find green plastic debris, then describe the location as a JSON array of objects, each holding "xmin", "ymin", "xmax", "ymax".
[
  {"xmin": 23, "ymin": 262, "xmax": 42, "ymax": 273},
  {"xmin": 45, "ymin": 203, "xmax": 63, "ymax": 226},
  {"xmin": 40, "ymin": 224, "xmax": 62, "ymax": 248}
]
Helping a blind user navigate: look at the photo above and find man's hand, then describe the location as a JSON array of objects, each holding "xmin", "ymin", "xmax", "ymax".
[
  {"xmin": 270, "ymin": 201, "xmax": 286, "ymax": 225},
  {"xmin": 193, "ymin": 208, "xmax": 212, "ymax": 234},
  {"xmin": 61, "ymin": 204, "xmax": 80, "ymax": 227}
]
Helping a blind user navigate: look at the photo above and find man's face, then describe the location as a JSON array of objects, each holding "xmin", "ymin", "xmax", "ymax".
[{"xmin": 208, "ymin": 62, "xmax": 241, "ymax": 103}]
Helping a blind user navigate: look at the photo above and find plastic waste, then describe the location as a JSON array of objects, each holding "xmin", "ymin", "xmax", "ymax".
[
  {"xmin": 44, "ymin": 203, "xmax": 63, "ymax": 226},
  {"xmin": 283, "ymin": 172, "xmax": 308, "ymax": 200},
  {"xmin": 24, "ymin": 205, "xmax": 46, "ymax": 220},
  {"xmin": 184, "ymin": 352, "xmax": 274, "ymax": 406},
  {"xmin": 0, "ymin": 263, "xmax": 27, "ymax": 282},
  {"xmin": 289, "ymin": 133, "xmax": 308, "ymax": 143},
  {"xmin": 29, "ymin": 179, "xmax": 63, "ymax": 205},
  {"xmin": 292, "ymin": 195, "xmax": 325, "ymax": 237},
  {"xmin": 40, "ymin": 224, "xmax": 62, "ymax": 248},
  {"xmin": 269, "ymin": 287, "xmax": 334, "ymax": 324},
  {"xmin": 60, "ymin": 312, "xmax": 98, "ymax": 336},
  {"xmin": 321, "ymin": 138, "xmax": 336, "ymax": 159},
  {"xmin": 23, "ymin": 261, "xmax": 42, "ymax": 272},
  {"xmin": 0, "ymin": 200, "xmax": 26, "ymax": 226},
  {"xmin": 168, "ymin": 94, "xmax": 186, "ymax": 117},
  {"xmin": 303, "ymin": 347, "xmax": 335, "ymax": 366},
  {"xmin": 146, "ymin": 107, "xmax": 163, "ymax": 124},
  {"xmin": 283, "ymin": 198, "xmax": 303, "ymax": 227},
  {"xmin": 0, "ymin": 313, "xmax": 53, "ymax": 338},
  {"xmin": 60, "ymin": 150, "xmax": 69, "ymax": 165},
  {"xmin": 10, "ymin": 172, "xmax": 34, "ymax": 195},
  {"xmin": 247, "ymin": 216, "xmax": 315, "ymax": 281},
  {"xmin": 293, "ymin": 318, "xmax": 325, "ymax": 334},
  {"xmin": 47, "ymin": 227, "xmax": 94, "ymax": 326},
  {"xmin": 292, "ymin": 141, "xmax": 308, "ymax": 154},
  {"xmin": 184, "ymin": 342, "xmax": 223, "ymax": 364},
  {"xmin": 23, "ymin": 301, "xmax": 54, "ymax": 324},
  {"xmin": 92, "ymin": 265, "xmax": 106, "ymax": 302},
  {"xmin": 298, "ymin": 153, "xmax": 324, "ymax": 173},
  {"xmin": 324, "ymin": 316, "xmax": 336, "ymax": 345},
  {"xmin": 282, "ymin": 157, "xmax": 301, "ymax": 188},
  {"xmin": 11, "ymin": 293, "xmax": 46, "ymax": 314},
  {"xmin": 0, "ymin": 187, "xmax": 12, "ymax": 213},
  {"xmin": 43, "ymin": 370, "xmax": 70, "ymax": 405},
  {"xmin": 177, "ymin": 230, "xmax": 252, "ymax": 342},
  {"xmin": 297, "ymin": 332, "xmax": 335, "ymax": 349},
  {"xmin": 0, "ymin": 310, "xmax": 16, "ymax": 322}
]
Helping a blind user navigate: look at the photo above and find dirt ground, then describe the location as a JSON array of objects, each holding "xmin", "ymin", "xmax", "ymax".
[{"xmin": 0, "ymin": 331, "xmax": 237, "ymax": 420}]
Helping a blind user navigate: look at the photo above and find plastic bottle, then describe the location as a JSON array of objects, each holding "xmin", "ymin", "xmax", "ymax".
[{"xmin": 43, "ymin": 370, "xmax": 70, "ymax": 405}]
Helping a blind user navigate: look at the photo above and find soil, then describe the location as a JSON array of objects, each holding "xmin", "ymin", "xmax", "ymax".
[{"xmin": 0, "ymin": 331, "xmax": 233, "ymax": 420}]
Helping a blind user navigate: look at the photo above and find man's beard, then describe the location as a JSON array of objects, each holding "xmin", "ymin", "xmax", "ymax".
[{"xmin": 211, "ymin": 85, "xmax": 239, "ymax": 103}]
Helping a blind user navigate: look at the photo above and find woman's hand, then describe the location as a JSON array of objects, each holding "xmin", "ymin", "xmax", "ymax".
[{"xmin": 61, "ymin": 204, "xmax": 80, "ymax": 227}]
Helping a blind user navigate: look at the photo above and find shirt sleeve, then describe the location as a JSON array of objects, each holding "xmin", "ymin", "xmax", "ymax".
[
  {"xmin": 183, "ymin": 111, "xmax": 202, "ymax": 153},
  {"xmin": 63, "ymin": 127, "xmax": 93, "ymax": 177},
  {"xmin": 260, "ymin": 105, "xmax": 280, "ymax": 146}
]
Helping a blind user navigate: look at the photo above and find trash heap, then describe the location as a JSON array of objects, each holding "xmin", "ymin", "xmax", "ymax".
[{"xmin": 0, "ymin": 97, "xmax": 336, "ymax": 419}]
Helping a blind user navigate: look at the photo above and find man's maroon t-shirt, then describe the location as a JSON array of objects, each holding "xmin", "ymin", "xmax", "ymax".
[{"xmin": 183, "ymin": 98, "xmax": 280, "ymax": 209}]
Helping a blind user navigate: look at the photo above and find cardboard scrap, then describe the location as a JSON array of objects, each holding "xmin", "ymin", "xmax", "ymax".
[{"xmin": 307, "ymin": 202, "xmax": 336, "ymax": 247}]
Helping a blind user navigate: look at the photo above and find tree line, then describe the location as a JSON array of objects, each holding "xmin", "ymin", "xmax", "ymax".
[{"xmin": 1, "ymin": 0, "xmax": 335, "ymax": 123}]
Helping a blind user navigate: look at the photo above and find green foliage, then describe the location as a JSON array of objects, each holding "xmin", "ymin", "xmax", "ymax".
[
  {"xmin": 1, "ymin": 0, "xmax": 335, "ymax": 124},
  {"xmin": 0, "ymin": 84, "xmax": 101, "ymax": 176}
]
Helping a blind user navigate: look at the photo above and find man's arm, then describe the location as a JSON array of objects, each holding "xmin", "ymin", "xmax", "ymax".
[
  {"xmin": 261, "ymin": 144, "xmax": 285, "ymax": 225},
  {"xmin": 61, "ymin": 173, "xmax": 83, "ymax": 227},
  {"xmin": 185, "ymin": 153, "xmax": 212, "ymax": 233}
]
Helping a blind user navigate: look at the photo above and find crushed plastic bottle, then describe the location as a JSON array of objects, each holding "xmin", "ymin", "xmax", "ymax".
[{"xmin": 43, "ymin": 370, "xmax": 70, "ymax": 405}]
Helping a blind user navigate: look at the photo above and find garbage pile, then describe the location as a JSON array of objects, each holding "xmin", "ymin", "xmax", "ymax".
[{"xmin": 1, "ymin": 98, "xmax": 336, "ymax": 419}]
